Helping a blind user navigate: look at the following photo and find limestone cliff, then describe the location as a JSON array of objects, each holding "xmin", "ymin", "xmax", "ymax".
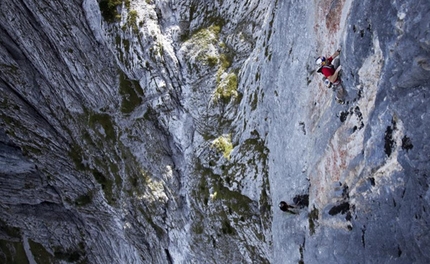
[{"xmin": 0, "ymin": 0, "xmax": 429, "ymax": 263}]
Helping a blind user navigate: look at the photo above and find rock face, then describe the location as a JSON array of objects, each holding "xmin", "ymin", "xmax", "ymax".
[{"xmin": 0, "ymin": 0, "xmax": 429, "ymax": 263}]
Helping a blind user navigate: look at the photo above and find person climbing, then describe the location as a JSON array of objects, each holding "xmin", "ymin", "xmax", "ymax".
[
  {"xmin": 279, "ymin": 201, "xmax": 298, "ymax": 214},
  {"xmin": 316, "ymin": 48, "xmax": 347, "ymax": 103}
]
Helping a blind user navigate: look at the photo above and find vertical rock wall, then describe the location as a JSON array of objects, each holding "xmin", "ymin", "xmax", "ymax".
[
  {"xmin": 268, "ymin": 0, "xmax": 430, "ymax": 263},
  {"xmin": 1, "ymin": 0, "xmax": 275, "ymax": 263}
]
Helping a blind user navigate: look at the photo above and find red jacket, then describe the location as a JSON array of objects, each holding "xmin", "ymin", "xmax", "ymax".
[
  {"xmin": 321, "ymin": 57, "xmax": 335, "ymax": 77},
  {"xmin": 319, "ymin": 57, "xmax": 340, "ymax": 84}
]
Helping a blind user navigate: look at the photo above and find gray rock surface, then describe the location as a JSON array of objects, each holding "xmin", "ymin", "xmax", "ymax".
[{"xmin": 0, "ymin": 0, "xmax": 429, "ymax": 263}]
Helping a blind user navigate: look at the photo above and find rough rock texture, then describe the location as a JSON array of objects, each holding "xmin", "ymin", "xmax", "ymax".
[{"xmin": 0, "ymin": 0, "xmax": 429, "ymax": 263}]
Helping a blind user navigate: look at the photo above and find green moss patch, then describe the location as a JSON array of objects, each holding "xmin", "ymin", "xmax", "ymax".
[
  {"xmin": 187, "ymin": 24, "xmax": 222, "ymax": 45},
  {"xmin": 186, "ymin": 24, "xmax": 223, "ymax": 64},
  {"xmin": 69, "ymin": 144, "xmax": 87, "ymax": 171},
  {"xmin": 99, "ymin": 0, "xmax": 130, "ymax": 22},
  {"xmin": 127, "ymin": 10, "xmax": 139, "ymax": 32},
  {"xmin": 221, "ymin": 219, "xmax": 236, "ymax": 235},
  {"xmin": 182, "ymin": 22, "xmax": 240, "ymax": 104},
  {"xmin": 74, "ymin": 192, "xmax": 93, "ymax": 206},
  {"xmin": 213, "ymin": 53, "xmax": 238, "ymax": 103},
  {"xmin": 88, "ymin": 112, "xmax": 116, "ymax": 142},
  {"xmin": 119, "ymin": 71, "xmax": 143, "ymax": 114},
  {"xmin": 212, "ymin": 134, "xmax": 233, "ymax": 159},
  {"xmin": 207, "ymin": 55, "xmax": 219, "ymax": 67},
  {"xmin": 0, "ymin": 240, "xmax": 28, "ymax": 264},
  {"xmin": 213, "ymin": 185, "xmax": 252, "ymax": 215},
  {"xmin": 93, "ymin": 169, "xmax": 115, "ymax": 204},
  {"xmin": 309, "ymin": 206, "xmax": 319, "ymax": 235},
  {"xmin": 0, "ymin": 220, "xmax": 21, "ymax": 239},
  {"xmin": 29, "ymin": 240, "xmax": 55, "ymax": 264},
  {"xmin": 54, "ymin": 250, "xmax": 82, "ymax": 263},
  {"xmin": 219, "ymin": 53, "xmax": 231, "ymax": 69},
  {"xmin": 215, "ymin": 72, "xmax": 238, "ymax": 102}
]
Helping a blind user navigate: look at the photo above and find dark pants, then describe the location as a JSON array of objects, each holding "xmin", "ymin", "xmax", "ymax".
[{"xmin": 332, "ymin": 58, "xmax": 347, "ymax": 101}]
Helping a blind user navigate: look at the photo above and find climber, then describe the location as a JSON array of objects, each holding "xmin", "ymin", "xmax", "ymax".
[
  {"xmin": 279, "ymin": 201, "xmax": 298, "ymax": 214},
  {"xmin": 316, "ymin": 48, "xmax": 347, "ymax": 103},
  {"xmin": 316, "ymin": 49, "xmax": 342, "ymax": 84}
]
